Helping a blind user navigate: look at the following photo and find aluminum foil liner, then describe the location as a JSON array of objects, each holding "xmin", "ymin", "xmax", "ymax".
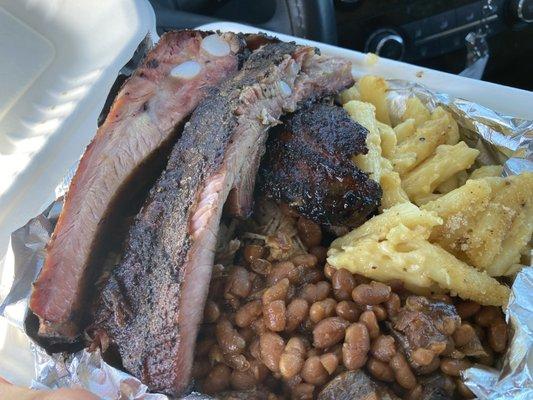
[
  {"xmin": 387, "ymin": 80, "xmax": 533, "ymax": 176},
  {"xmin": 30, "ymin": 345, "xmax": 168, "ymax": 399},
  {"xmin": 463, "ymin": 268, "xmax": 533, "ymax": 400},
  {"xmin": 0, "ymin": 70, "xmax": 532, "ymax": 398}
]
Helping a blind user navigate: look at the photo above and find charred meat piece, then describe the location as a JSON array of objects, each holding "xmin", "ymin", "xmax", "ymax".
[
  {"xmin": 318, "ymin": 370, "xmax": 400, "ymax": 400},
  {"xmin": 393, "ymin": 296, "xmax": 461, "ymax": 352},
  {"xmin": 418, "ymin": 373, "xmax": 457, "ymax": 400},
  {"xmin": 258, "ymin": 102, "xmax": 382, "ymax": 228},
  {"xmin": 92, "ymin": 42, "xmax": 353, "ymax": 395},
  {"xmin": 29, "ymin": 31, "xmax": 245, "ymax": 341},
  {"xmin": 389, "ymin": 296, "xmax": 461, "ymax": 370}
]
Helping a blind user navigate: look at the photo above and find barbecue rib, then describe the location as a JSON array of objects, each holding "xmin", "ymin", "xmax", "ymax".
[
  {"xmin": 93, "ymin": 42, "xmax": 353, "ymax": 395},
  {"xmin": 258, "ymin": 102, "xmax": 382, "ymax": 228},
  {"xmin": 29, "ymin": 31, "xmax": 245, "ymax": 341}
]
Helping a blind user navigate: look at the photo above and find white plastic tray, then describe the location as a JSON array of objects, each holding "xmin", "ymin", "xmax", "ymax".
[
  {"xmin": 1, "ymin": 16, "xmax": 531, "ymax": 387},
  {"xmin": 0, "ymin": 0, "xmax": 156, "ymax": 385}
]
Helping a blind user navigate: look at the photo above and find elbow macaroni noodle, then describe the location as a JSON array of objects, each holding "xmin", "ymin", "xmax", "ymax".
[{"xmin": 330, "ymin": 76, "xmax": 533, "ymax": 306}]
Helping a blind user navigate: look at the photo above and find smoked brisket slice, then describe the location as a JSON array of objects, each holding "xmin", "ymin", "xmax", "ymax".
[
  {"xmin": 93, "ymin": 42, "xmax": 353, "ymax": 395},
  {"xmin": 258, "ymin": 102, "xmax": 382, "ymax": 228},
  {"xmin": 30, "ymin": 30, "xmax": 245, "ymax": 341}
]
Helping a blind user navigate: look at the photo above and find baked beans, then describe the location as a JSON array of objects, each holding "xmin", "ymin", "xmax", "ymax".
[
  {"xmin": 195, "ymin": 211, "xmax": 509, "ymax": 399},
  {"xmin": 313, "ymin": 317, "xmax": 350, "ymax": 348},
  {"xmin": 342, "ymin": 323, "xmax": 370, "ymax": 370}
]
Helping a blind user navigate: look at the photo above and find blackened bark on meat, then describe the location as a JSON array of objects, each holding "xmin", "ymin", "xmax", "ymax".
[
  {"xmin": 29, "ymin": 30, "xmax": 245, "ymax": 342},
  {"xmin": 258, "ymin": 102, "xmax": 382, "ymax": 228},
  {"xmin": 243, "ymin": 33, "xmax": 280, "ymax": 51},
  {"xmin": 92, "ymin": 41, "xmax": 353, "ymax": 396},
  {"xmin": 286, "ymin": 101, "xmax": 368, "ymax": 158}
]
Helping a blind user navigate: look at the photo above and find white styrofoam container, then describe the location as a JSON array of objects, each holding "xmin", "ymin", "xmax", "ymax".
[
  {"xmin": 1, "ymin": 15, "xmax": 532, "ymax": 387},
  {"xmin": 0, "ymin": 0, "xmax": 156, "ymax": 385},
  {"xmin": 0, "ymin": 0, "xmax": 156, "ymax": 261}
]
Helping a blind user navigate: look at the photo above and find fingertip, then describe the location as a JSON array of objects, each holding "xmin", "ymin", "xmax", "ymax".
[
  {"xmin": 43, "ymin": 388, "xmax": 99, "ymax": 400},
  {"xmin": 0, "ymin": 376, "xmax": 12, "ymax": 384}
]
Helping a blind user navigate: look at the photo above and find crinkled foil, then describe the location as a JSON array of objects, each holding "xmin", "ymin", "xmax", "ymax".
[
  {"xmin": 387, "ymin": 80, "xmax": 533, "ymax": 175},
  {"xmin": 30, "ymin": 344, "xmax": 168, "ymax": 399},
  {"xmin": 463, "ymin": 268, "xmax": 533, "ymax": 400},
  {"xmin": 1, "ymin": 66, "xmax": 532, "ymax": 398}
]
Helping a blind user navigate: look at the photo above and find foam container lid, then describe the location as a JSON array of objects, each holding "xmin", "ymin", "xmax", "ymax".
[{"xmin": 0, "ymin": 0, "xmax": 156, "ymax": 384}]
